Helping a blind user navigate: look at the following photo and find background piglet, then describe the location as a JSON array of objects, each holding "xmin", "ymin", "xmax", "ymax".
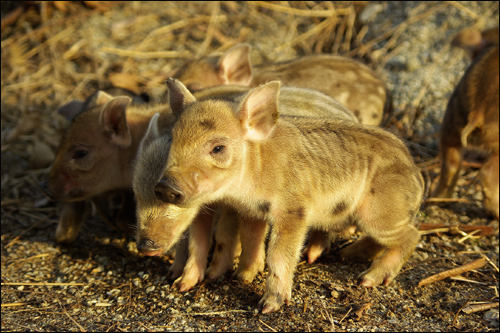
[
  {"xmin": 432, "ymin": 27, "xmax": 499, "ymax": 219},
  {"xmin": 174, "ymin": 44, "xmax": 392, "ymax": 126},
  {"xmin": 136, "ymin": 79, "xmax": 424, "ymax": 313},
  {"xmin": 44, "ymin": 88, "xmax": 169, "ymax": 244}
]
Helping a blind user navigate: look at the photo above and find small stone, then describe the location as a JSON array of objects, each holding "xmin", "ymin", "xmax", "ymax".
[
  {"xmin": 484, "ymin": 309, "xmax": 499, "ymax": 322},
  {"xmin": 406, "ymin": 57, "xmax": 421, "ymax": 72},
  {"xmin": 359, "ymin": 4, "xmax": 384, "ymax": 24}
]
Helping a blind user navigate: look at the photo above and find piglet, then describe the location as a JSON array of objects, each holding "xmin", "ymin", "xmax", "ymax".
[
  {"xmin": 174, "ymin": 44, "xmax": 392, "ymax": 126},
  {"xmin": 44, "ymin": 88, "xmax": 150, "ymax": 243},
  {"xmin": 134, "ymin": 83, "xmax": 358, "ymax": 290},
  {"xmin": 432, "ymin": 27, "xmax": 499, "ymax": 219},
  {"xmin": 135, "ymin": 78, "xmax": 424, "ymax": 313}
]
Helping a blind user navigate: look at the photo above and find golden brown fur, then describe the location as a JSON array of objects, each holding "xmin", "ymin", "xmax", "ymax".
[
  {"xmin": 174, "ymin": 44, "xmax": 391, "ymax": 126},
  {"xmin": 433, "ymin": 27, "xmax": 499, "ymax": 219},
  {"xmin": 135, "ymin": 79, "xmax": 424, "ymax": 313}
]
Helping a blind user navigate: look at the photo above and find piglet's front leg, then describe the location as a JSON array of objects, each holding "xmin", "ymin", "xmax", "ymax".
[
  {"xmin": 168, "ymin": 236, "xmax": 189, "ymax": 280},
  {"xmin": 172, "ymin": 211, "xmax": 213, "ymax": 292},
  {"xmin": 55, "ymin": 201, "xmax": 89, "ymax": 243},
  {"xmin": 206, "ymin": 205, "xmax": 241, "ymax": 280},
  {"xmin": 258, "ymin": 214, "xmax": 308, "ymax": 314}
]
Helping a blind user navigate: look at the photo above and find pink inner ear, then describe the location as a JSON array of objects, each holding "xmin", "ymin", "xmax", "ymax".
[
  {"xmin": 108, "ymin": 110, "xmax": 121, "ymax": 132},
  {"xmin": 219, "ymin": 45, "xmax": 252, "ymax": 85},
  {"xmin": 241, "ymin": 82, "xmax": 280, "ymax": 141},
  {"xmin": 101, "ymin": 97, "xmax": 131, "ymax": 146}
]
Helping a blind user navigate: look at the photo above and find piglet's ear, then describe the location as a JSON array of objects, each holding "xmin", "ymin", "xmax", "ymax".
[
  {"xmin": 140, "ymin": 113, "xmax": 160, "ymax": 151},
  {"xmin": 165, "ymin": 77, "xmax": 197, "ymax": 117},
  {"xmin": 238, "ymin": 81, "xmax": 280, "ymax": 141},
  {"xmin": 218, "ymin": 44, "xmax": 253, "ymax": 86},
  {"xmin": 100, "ymin": 96, "xmax": 132, "ymax": 147},
  {"xmin": 57, "ymin": 100, "xmax": 84, "ymax": 122},
  {"xmin": 95, "ymin": 90, "xmax": 114, "ymax": 106}
]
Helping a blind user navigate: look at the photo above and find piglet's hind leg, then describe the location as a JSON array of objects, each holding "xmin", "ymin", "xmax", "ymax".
[{"xmin": 206, "ymin": 206, "xmax": 241, "ymax": 280}]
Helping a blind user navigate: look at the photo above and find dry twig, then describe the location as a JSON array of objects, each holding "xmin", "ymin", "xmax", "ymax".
[
  {"xmin": 418, "ymin": 258, "xmax": 487, "ymax": 287},
  {"xmin": 100, "ymin": 48, "xmax": 190, "ymax": 59},
  {"xmin": 462, "ymin": 302, "xmax": 499, "ymax": 314},
  {"xmin": 339, "ymin": 307, "xmax": 352, "ymax": 323},
  {"xmin": 1, "ymin": 302, "xmax": 30, "ymax": 307},
  {"xmin": 259, "ymin": 319, "xmax": 278, "ymax": 332},
  {"xmin": 2, "ymin": 282, "xmax": 85, "ymax": 286},
  {"xmin": 355, "ymin": 302, "xmax": 373, "ymax": 319},
  {"xmin": 249, "ymin": 1, "xmax": 351, "ymax": 17}
]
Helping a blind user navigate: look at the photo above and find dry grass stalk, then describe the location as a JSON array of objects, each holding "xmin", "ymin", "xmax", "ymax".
[
  {"xmin": 276, "ymin": 15, "xmax": 337, "ymax": 51},
  {"xmin": 195, "ymin": 1, "xmax": 220, "ymax": 57},
  {"xmin": 462, "ymin": 302, "xmax": 499, "ymax": 314},
  {"xmin": 1, "ymin": 282, "xmax": 85, "ymax": 286},
  {"xmin": 321, "ymin": 300, "xmax": 335, "ymax": 330},
  {"xmin": 425, "ymin": 197, "xmax": 471, "ymax": 203},
  {"xmin": 249, "ymin": 1, "xmax": 351, "ymax": 17},
  {"xmin": 355, "ymin": 302, "xmax": 373, "ymax": 319},
  {"xmin": 446, "ymin": 1, "xmax": 480, "ymax": 20},
  {"xmin": 418, "ymin": 258, "xmax": 487, "ymax": 287},
  {"xmin": 332, "ymin": 10, "xmax": 349, "ymax": 54},
  {"xmin": 449, "ymin": 276, "xmax": 487, "ymax": 285},
  {"xmin": 375, "ymin": 38, "xmax": 407, "ymax": 73},
  {"xmin": 347, "ymin": 2, "xmax": 447, "ymax": 58},
  {"xmin": 46, "ymin": 284, "xmax": 86, "ymax": 332},
  {"xmin": 186, "ymin": 310, "xmax": 251, "ymax": 316},
  {"xmin": 339, "ymin": 307, "xmax": 352, "ymax": 323},
  {"xmin": 453, "ymin": 299, "xmax": 472, "ymax": 327},
  {"xmin": 1, "ymin": 302, "xmax": 30, "ymax": 308},
  {"xmin": 457, "ymin": 229, "xmax": 482, "ymax": 244},
  {"xmin": 343, "ymin": 5, "xmax": 356, "ymax": 53},
  {"xmin": 133, "ymin": 15, "xmax": 228, "ymax": 53},
  {"xmin": 259, "ymin": 319, "xmax": 278, "ymax": 332},
  {"xmin": 1, "ymin": 7, "xmax": 24, "ymax": 32},
  {"xmin": 419, "ymin": 228, "xmax": 451, "ymax": 236},
  {"xmin": 419, "ymin": 223, "xmax": 494, "ymax": 237},
  {"xmin": 4, "ymin": 214, "xmax": 53, "ymax": 249},
  {"xmin": 100, "ymin": 47, "xmax": 190, "ymax": 59},
  {"xmin": 481, "ymin": 254, "xmax": 499, "ymax": 273},
  {"xmin": 7, "ymin": 254, "xmax": 51, "ymax": 267}
]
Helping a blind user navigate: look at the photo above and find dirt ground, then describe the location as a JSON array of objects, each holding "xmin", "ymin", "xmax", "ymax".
[{"xmin": 1, "ymin": 1, "xmax": 499, "ymax": 331}]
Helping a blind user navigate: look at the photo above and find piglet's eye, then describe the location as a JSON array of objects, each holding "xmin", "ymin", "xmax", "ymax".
[
  {"xmin": 212, "ymin": 146, "xmax": 225, "ymax": 154},
  {"xmin": 73, "ymin": 150, "xmax": 88, "ymax": 159}
]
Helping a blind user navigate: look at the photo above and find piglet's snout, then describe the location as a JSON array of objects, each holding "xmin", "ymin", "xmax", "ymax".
[
  {"xmin": 137, "ymin": 238, "xmax": 162, "ymax": 256},
  {"xmin": 154, "ymin": 179, "xmax": 185, "ymax": 204}
]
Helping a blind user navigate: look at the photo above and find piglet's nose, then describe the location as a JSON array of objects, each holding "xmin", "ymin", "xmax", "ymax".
[
  {"xmin": 137, "ymin": 238, "xmax": 161, "ymax": 256},
  {"xmin": 39, "ymin": 181, "xmax": 55, "ymax": 200},
  {"xmin": 154, "ymin": 180, "xmax": 185, "ymax": 204}
]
